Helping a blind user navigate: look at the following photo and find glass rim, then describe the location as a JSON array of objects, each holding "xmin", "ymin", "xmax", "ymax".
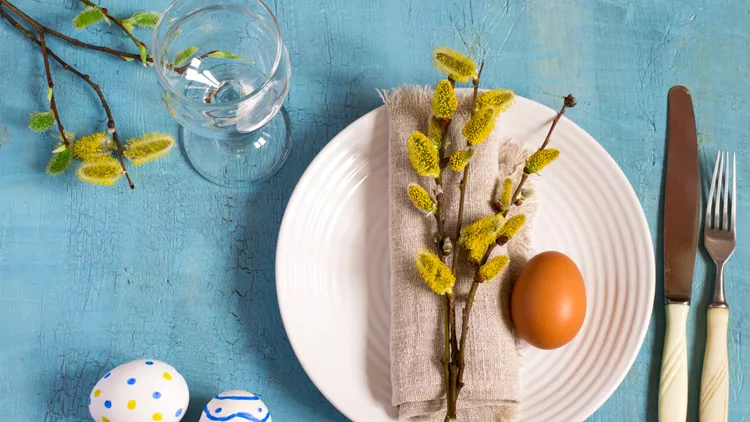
[{"xmin": 151, "ymin": 0, "xmax": 283, "ymax": 109}]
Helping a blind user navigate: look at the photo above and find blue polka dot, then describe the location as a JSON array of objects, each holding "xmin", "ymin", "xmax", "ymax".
[
  {"xmin": 258, "ymin": 408, "xmax": 262, "ymax": 412},
  {"xmin": 152, "ymin": 392, "xmax": 161, "ymax": 399},
  {"xmin": 104, "ymin": 372, "xmax": 111, "ymax": 379},
  {"xmin": 127, "ymin": 378, "xmax": 136, "ymax": 385},
  {"xmin": 216, "ymin": 408, "xmax": 223, "ymax": 413},
  {"xmin": 104, "ymin": 400, "xmax": 112, "ymax": 409},
  {"xmin": 87, "ymin": 398, "xmax": 91, "ymax": 405},
  {"xmin": 145, "ymin": 361, "xmax": 154, "ymax": 365},
  {"xmin": 175, "ymin": 408, "xmax": 183, "ymax": 417}
]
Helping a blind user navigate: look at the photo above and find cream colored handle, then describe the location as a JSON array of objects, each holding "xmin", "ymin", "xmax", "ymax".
[
  {"xmin": 700, "ymin": 307, "xmax": 729, "ymax": 422},
  {"xmin": 659, "ymin": 303, "xmax": 689, "ymax": 421}
]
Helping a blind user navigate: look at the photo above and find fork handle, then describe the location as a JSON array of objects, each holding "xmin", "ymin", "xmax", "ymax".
[
  {"xmin": 700, "ymin": 307, "xmax": 729, "ymax": 421},
  {"xmin": 659, "ymin": 303, "xmax": 689, "ymax": 421}
]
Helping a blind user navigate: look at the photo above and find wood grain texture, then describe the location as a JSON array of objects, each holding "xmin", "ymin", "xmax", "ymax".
[{"xmin": 0, "ymin": 0, "xmax": 749, "ymax": 420}]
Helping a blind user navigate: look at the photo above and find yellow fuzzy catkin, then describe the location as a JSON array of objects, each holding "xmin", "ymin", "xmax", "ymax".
[
  {"xmin": 76, "ymin": 157, "xmax": 123, "ymax": 186},
  {"xmin": 476, "ymin": 89, "xmax": 515, "ymax": 113},
  {"xmin": 500, "ymin": 177, "xmax": 513, "ymax": 208},
  {"xmin": 479, "ymin": 255, "xmax": 510, "ymax": 281},
  {"xmin": 415, "ymin": 248, "xmax": 456, "ymax": 295},
  {"xmin": 498, "ymin": 214, "xmax": 526, "ymax": 239},
  {"xmin": 407, "ymin": 131, "xmax": 440, "ymax": 178},
  {"xmin": 428, "ymin": 117, "xmax": 444, "ymax": 149},
  {"xmin": 459, "ymin": 214, "xmax": 504, "ymax": 264},
  {"xmin": 462, "ymin": 106, "xmax": 498, "ymax": 145},
  {"xmin": 407, "ymin": 184, "xmax": 436, "ymax": 214},
  {"xmin": 525, "ymin": 149, "xmax": 560, "ymax": 173},
  {"xmin": 72, "ymin": 132, "xmax": 114, "ymax": 161},
  {"xmin": 431, "ymin": 80, "xmax": 458, "ymax": 119},
  {"xmin": 124, "ymin": 133, "xmax": 176, "ymax": 166},
  {"xmin": 448, "ymin": 149, "xmax": 474, "ymax": 171},
  {"xmin": 432, "ymin": 47, "xmax": 478, "ymax": 83}
]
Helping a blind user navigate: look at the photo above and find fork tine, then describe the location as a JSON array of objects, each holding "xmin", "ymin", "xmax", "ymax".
[
  {"xmin": 723, "ymin": 151, "xmax": 730, "ymax": 230},
  {"xmin": 714, "ymin": 152, "xmax": 725, "ymax": 230},
  {"xmin": 731, "ymin": 152, "xmax": 737, "ymax": 233},
  {"xmin": 707, "ymin": 151, "xmax": 721, "ymax": 228}
]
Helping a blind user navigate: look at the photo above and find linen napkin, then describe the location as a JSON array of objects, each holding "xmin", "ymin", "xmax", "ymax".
[{"xmin": 381, "ymin": 85, "xmax": 536, "ymax": 421}]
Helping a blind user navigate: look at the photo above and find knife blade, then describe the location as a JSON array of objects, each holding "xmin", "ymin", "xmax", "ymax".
[
  {"xmin": 659, "ymin": 85, "xmax": 700, "ymax": 422},
  {"xmin": 664, "ymin": 85, "xmax": 700, "ymax": 303}
]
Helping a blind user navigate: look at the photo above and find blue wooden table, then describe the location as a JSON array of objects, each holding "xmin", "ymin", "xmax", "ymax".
[{"xmin": 1, "ymin": 0, "xmax": 748, "ymax": 420}]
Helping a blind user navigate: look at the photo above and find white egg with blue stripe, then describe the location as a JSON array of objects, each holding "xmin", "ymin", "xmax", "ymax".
[{"xmin": 199, "ymin": 390, "xmax": 271, "ymax": 422}]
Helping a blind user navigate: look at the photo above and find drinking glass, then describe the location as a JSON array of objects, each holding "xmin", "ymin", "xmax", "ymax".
[{"xmin": 152, "ymin": 0, "xmax": 291, "ymax": 187}]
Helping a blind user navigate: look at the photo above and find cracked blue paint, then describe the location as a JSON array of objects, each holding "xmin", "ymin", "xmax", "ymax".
[{"xmin": 0, "ymin": 0, "xmax": 749, "ymax": 421}]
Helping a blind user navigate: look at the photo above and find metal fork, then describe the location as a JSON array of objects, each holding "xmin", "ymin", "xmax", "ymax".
[{"xmin": 699, "ymin": 151, "xmax": 736, "ymax": 422}]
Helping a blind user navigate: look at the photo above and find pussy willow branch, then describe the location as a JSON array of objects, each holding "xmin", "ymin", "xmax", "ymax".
[
  {"xmin": 79, "ymin": 0, "xmax": 147, "ymax": 56},
  {"xmin": 171, "ymin": 51, "xmax": 224, "ymax": 75},
  {"xmin": 442, "ymin": 62, "xmax": 486, "ymax": 420},
  {"xmin": 431, "ymin": 79, "xmax": 458, "ymax": 421},
  {"xmin": 450, "ymin": 60, "xmax": 485, "ymax": 271},
  {"xmin": 0, "ymin": 0, "xmax": 150, "ymax": 63},
  {"xmin": 456, "ymin": 94, "xmax": 577, "ymax": 392},
  {"xmin": 1, "ymin": 7, "xmax": 135, "ymax": 189}
]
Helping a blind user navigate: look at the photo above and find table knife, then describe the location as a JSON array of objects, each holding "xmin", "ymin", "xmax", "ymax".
[{"xmin": 659, "ymin": 86, "xmax": 700, "ymax": 421}]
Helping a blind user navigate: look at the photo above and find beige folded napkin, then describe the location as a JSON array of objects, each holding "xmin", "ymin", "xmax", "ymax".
[{"xmin": 381, "ymin": 85, "xmax": 536, "ymax": 421}]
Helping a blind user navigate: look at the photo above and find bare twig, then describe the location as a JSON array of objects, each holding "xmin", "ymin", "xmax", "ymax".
[
  {"xmin": 1, "ymin": 8, "xmax": 134, "ymax": 189},
  {"xmin": 0, "ymin": 0, "xmax": 150, "ymax": 63},
  {"xmin": 540, "ymin": 94, "xmax": 576, "ymax": 151}
]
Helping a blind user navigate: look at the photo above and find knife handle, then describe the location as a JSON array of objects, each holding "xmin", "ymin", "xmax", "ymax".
[
  {"xmin": 699, "ymin": 307, "xmax": 729, "ymax": 421},
  {"xmin": 659, "ymin": 303, "xmax": 689, "ymax": 421}
]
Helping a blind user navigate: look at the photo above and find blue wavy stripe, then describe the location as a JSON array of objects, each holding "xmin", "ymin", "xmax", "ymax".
[
  {"xmin": 202, "ymin": 406, "xmax": 271, "ymax": 422},
  {"xmin": 214, "ymin": 395, "xmax": 260, "ymax": 401}
]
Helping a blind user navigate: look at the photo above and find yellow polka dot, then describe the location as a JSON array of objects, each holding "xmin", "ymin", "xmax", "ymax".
[
  {"xmin": 127, "ymin": 400, "xmax": 136, "ymax": 410},
  {"xmin": 94, "ymin": 389, "xmax": 101, "ymax": 398},
  {"xmin": 163, "ymin": 372, "xmax": 172, "ymax": 380},
  {"xmin": 102, "ymin": 417, "xmax": 110, "ymax": 422},
  {"xmin": 152, "ymin": 413, "xmax": 163, "ymax": 421}
]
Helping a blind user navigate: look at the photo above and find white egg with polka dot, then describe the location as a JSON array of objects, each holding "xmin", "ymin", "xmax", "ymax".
[
  {"xmin": 88, "ymin": 359, "xmax": 189, "ymax": 422},
  {"xmin": 199, "ymin": 390, "xmax": 271, "ymax": 422}
]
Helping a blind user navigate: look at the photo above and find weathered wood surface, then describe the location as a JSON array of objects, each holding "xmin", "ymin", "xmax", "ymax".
[{"xmin": 0, "ymin": 0, "xmax": 748, "ymax": 420}]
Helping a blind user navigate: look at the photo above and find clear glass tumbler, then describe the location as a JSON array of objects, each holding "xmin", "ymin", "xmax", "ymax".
[{"xmin": 152, "ymin": 0, "xmax": 291, "ymax": 187}]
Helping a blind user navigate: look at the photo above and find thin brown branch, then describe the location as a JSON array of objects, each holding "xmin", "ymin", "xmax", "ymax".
[
  {"xmin": 2, "ymin": 2, "xmax": 70, "ymax": 147},
  {"xmin": 80, "ymin": 0, "xmax": 147, "ymax": 60},
  {"xmin": 503, "ymin": 95, "xmax": 575, "ymax": 215},
  {"xmin": 504, "ymin": 173, "xmax": 528, "ymax": 217},
  {"xmin": 456, "ymin": 243, "xmax": 495, "ymax": 394},
  {"xmin": 36, "ymin": 29, "xmax": 70, "ymax": 147},
  {"xmin": 450, "ymin": 60, "xmax": 484, "ymax": 271},
  {"xmin": 441, "ymin": 296, "xmax": 451, "ymax": 421},
  {"xmin": 0, "ymin": 0, "xmax": 149, "ymax": 63},
  {"xmin": 469, "ymin": 60, "xmax": 485, "ymax": 114},
  {"xmin": 1, "ymin": 8, "xmax": 134, "ymax": 189},
  {"xmin": 540, "ymin": 94, "xmax": 576, "ymax": 150}
]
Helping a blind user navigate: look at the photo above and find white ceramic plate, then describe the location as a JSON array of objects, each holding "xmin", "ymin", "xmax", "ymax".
[{"xmin": 276, "ymin": 96, "xmax": 655, "ymax": 421}]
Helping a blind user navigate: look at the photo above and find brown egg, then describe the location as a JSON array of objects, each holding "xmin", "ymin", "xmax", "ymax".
[{"xmin": 511, "ymin": 251, "xmax": 586, "ymax": 350}]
